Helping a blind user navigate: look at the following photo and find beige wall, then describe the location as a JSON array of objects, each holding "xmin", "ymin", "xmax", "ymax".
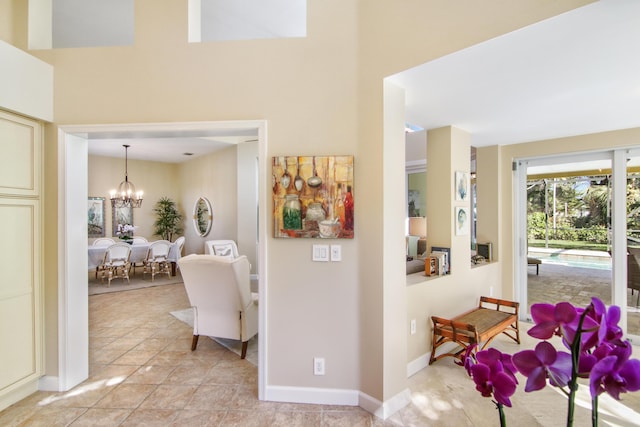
[
  {"xmin": 405, "ymin": 126, "xmax": 498, "ymax": 366},
  {"xmin": 1, "ymin": 0, "xmax": 598, "ymax": 409},
  {"xmin": 178, "ymin": 146, "xmax": 239, "ymax": 257},
  {"xmin": 0, "ymin": 0, "xmax": 27, "ymax": 49},
  {"xmin": 88, "ymin": 155, "xmax": 181, "ymax": 240}
]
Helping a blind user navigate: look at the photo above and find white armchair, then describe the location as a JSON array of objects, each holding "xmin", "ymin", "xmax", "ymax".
[
  {"xmin": 204, "ymin": 239, "xmax": 239, "ymax": 258},
  {"xmin": 178, "ymin": 254, "xmax": 258, "ymax": 358}
]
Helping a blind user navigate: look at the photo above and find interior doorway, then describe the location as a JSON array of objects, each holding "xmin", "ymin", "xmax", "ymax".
[{"xmin": 56, "ymin": 120, "xmax": 268, "ymax": 397}]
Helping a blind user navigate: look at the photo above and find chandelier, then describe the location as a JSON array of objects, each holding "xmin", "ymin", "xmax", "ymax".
[{"xmin": 110, "ymin": 144, "xmax": 143, "ymax": 208}]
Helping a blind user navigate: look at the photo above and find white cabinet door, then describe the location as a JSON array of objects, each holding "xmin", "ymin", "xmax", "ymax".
[
  {"xmin": 0, "ymin": 111, "xmax": 41, "ymax": 197},
  {"xmin": 0, "ymin": 111, "xmax": 42, "ymax": 410}
]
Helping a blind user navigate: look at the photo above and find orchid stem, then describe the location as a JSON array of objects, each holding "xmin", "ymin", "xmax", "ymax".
[
  {"xmin": 497, "ymin": 402, "xmax": 506, "ymax": 427},
  {"xmin": 568, "ymin": 305, "xmax": 591, "ymax": 427},
  {"xmin": 592, "ymin": 395, "xmax": 598, "ymax": 427}
]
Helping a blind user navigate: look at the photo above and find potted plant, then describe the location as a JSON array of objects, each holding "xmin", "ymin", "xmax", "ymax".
[{"xmin": 153, "ymin": 197, "xmax": 183, "ymax": 242}]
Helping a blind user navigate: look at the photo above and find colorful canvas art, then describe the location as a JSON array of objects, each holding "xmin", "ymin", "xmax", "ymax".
[{"xmin": 272, "ymin": 155, "xmax": 354, "ymax": 239}]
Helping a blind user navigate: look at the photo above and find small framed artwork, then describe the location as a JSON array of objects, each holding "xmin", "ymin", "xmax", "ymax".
[
  {"xmin": 477, "ymin": 242, "xmax": 493, "ymax": 262},
  {"xmin": 455, "ymin": 207, "xmax": 470, "ymax": 236},
  {"xmin": 431, "ymin": 246, "xmax": 450, "ymax": 274},
  {"xmin": 455, "ymin": 171, "xmax": 469, "ymax": 201},
  {"xmin": 88, "ymin": 197, "xmax": 105, "ymax": 237},
  {"xmin": 112, "ymin": 205, "xmax": 134, "ymax": 237}
]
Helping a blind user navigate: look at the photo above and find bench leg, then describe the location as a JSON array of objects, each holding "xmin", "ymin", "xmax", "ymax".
[
  {"xmin": 191, "ymin": 335, "xmax": 199, "ymax": 351},
  {"xmin": 536, "ymin": 264, "xmax": 539, "ymax": 275},
  {"xmin": 429, "ymin": 329, "xmax": 439, "ymax": 365}
]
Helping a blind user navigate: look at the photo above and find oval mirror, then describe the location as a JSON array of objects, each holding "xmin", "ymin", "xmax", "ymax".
[{"xmin": 193, "ymin": 197, "xmax": 213, "ymax": 237}]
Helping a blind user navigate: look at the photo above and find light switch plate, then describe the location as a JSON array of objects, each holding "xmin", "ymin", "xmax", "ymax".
[{"xmin": 312, "ymin": 244, "xmax": 329, "ymax": 261}]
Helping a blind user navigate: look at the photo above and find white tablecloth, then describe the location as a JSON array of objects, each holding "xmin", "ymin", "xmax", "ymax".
[{"xmin": 88, "ymin": 242, "xmax": 179, "ymax": 270}]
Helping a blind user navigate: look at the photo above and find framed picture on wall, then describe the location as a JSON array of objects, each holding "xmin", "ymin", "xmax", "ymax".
[
  {"xmin": 272, "ymin": 155, "xmax": 354, "ymax": 239},
  {"xmin": 455, "ymin": 206, "xmax": 470, "ymax": 236},
  {"xmin": 112, "ymin": 205, "xmax": 133, "ymax": 237},
  {"xmin": 88, "ymin": 197, "xmax": 105, "ymax": 237},
  {"xmin": 455, "ymin": 171, "xmax": 469, "ymax": 201}
]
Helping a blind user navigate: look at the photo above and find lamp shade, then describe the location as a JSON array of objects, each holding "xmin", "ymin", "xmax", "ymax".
[{"xmin": 408, "ymin": 216, "xmax": 427, "ymax": 237}]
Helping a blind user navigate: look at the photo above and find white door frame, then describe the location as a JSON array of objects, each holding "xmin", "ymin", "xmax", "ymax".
[{"xmin": 54, "ymin": 120, "xmax": 268, "ymax": 396}]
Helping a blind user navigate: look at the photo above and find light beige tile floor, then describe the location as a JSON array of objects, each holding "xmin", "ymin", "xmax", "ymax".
[{"xmin": 2, "ymin": 280, "xmax": 640, "ymax": 426}]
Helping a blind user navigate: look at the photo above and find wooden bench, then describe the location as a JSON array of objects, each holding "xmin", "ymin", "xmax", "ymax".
[{"xmin": 429, "ymin": 296, "xmax": 520, "ymax": 365}]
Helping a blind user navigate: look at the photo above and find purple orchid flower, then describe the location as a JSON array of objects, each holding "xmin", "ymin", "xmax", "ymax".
[
  {"xmin": 528, "ymin": 302, "xmax": 577, "ymax": 340},
  {"xmin": 589, "ymin": 297, "xmax": 623, "ymax": 346},
  {"xmin": 578, "ymin": 341, "xmax": 615, "ymax": 375},
  {"xmin": 529, "ymin": 301, "xmax": 600, "ymax": 352},
  {"xmin": 467, "ymin": 348, "xmax": 518, "ymax": 407},
  {"xmin": 512, "ymin": 341, "xmax": 572, "ymax": 392},
  {"xmin": 590, "ymin": 340, "xmax": 640, "ymax": 400},
  {"xmin": 476, "ymin": 348, "xmax": 519, "ymax": 385}
]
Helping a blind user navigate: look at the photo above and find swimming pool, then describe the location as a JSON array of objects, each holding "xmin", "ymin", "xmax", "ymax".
[
  {"xmin": 528, "ymin": 249, "xmax": 612, "ymax": 270},
  {"xmin": 535, "ymin": 256, "xmax": 612, "ymax": 270}
]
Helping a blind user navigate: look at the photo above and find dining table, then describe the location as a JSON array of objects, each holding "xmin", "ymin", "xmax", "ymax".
[{"xmin": 88, "ymin": 241, "xmax": 181, "ymax": 276}]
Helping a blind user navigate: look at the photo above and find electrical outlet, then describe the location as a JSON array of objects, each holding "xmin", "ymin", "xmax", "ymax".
[
  {"xmin": 410, "ymin": 319, "xmax": 416, "ymax": 335},
  {"xmin": 314, "ymin": 357, "xmax": 325, "ymax": 375}
]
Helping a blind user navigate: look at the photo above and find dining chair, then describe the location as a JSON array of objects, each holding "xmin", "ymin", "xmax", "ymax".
[
  {"xmin": 93, "ymin": 237, "xmax": 115, "ymax": 246},
  {"xmin": 172, "ymin": 236, "xmax": 186, "ymax": 274},
  {"xmin": 93, "ymin": 238, "xmax": 116, "ymax": 278},
  {"xmin": 129, "ymin": 236, "xmax": 149, "ymax": 274},
  {"xmin": 143, "ymin": 240, "xmax": 172, "ymax": 281},
  {"xmin": 175, "ymin": 236, "xmax": 186, "ymax": 257},
  {"xmin": 628, "ymin": 247, "xmax": 640, "ymax": 307},
  {"xmin": 99, "ymin": 243, "xmax": 132, "ymax": 287}
]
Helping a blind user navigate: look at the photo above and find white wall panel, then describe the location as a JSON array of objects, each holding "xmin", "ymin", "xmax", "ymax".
[{"xmin": 0, "ymin": 41, "xmax": 53, "ymax": 122}]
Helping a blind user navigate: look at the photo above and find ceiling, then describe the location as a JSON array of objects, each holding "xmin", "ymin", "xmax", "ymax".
[
  {"xmin": 87, "ymin": 0, "xmax": 640, "ymax": 163},
  {"xmin": 390, "ymin": 0, "xmax": 640, "ymax": 147},
  {"xmin": 87, "ymin": 128, "xmax": 258, "ymax": 163}
]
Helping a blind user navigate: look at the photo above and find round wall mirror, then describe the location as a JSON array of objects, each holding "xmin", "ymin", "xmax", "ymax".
[{"xmin": 193, "ymin": 197, "xmax": 213, "ymax": 237}]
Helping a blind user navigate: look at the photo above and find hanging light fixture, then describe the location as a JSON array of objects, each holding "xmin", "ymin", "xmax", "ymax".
[{"xmin": 110, "ymin": 144, "xmax": 143, "ymax": 208}]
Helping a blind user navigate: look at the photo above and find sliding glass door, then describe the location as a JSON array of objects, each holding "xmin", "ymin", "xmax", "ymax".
[{"xmin": 516, "ymin": 148, "xmax": 639, "ymax": 344}]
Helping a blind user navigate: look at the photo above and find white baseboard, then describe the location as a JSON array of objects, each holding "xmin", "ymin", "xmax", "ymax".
[
  {"xmin": 359, "ymin": 388, "xmax": 412, "ymax": 420},
  {"xmin": 265, "ymin": 385, "xmax": 359, "ymax": 406},
  {"xmin": 38, "ymin": 375, "xmax": 60, "ymax": 391},
  {"xmin": 0, "ymin": 380, "xmax": 39, "ymax": 412},
  {"xmin": 407, "ymin": 352, "xmax": 430, "ymax": 377},
  {"xmin": 265, "ymin": 385, "xmax": 411, "ymax": 420}
]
